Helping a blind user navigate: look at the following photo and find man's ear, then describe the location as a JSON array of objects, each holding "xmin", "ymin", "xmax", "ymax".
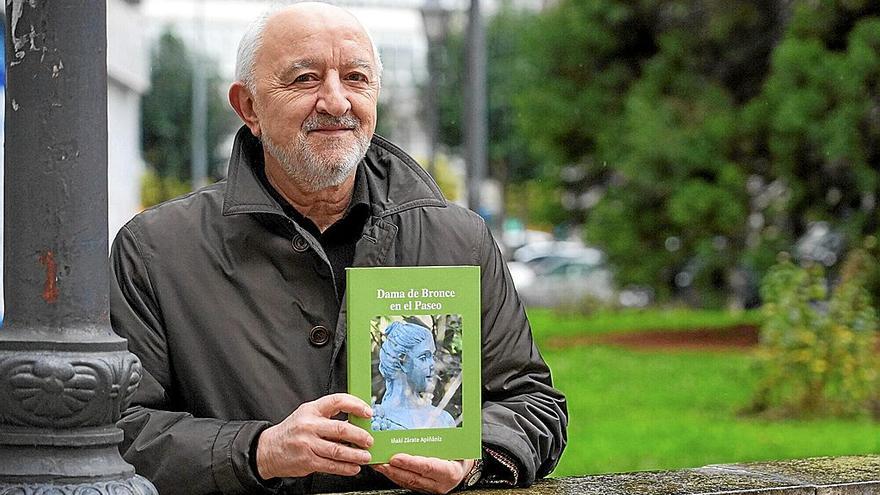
[{"xmin": 229, "ymin": 81, "xmax": 261, "ymax": 138}]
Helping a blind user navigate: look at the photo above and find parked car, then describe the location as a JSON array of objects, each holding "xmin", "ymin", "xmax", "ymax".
[
  {"xmin": 501, "ymin": 221, "xmax": 553, "ymax": 254},
  {"xmin": 512, "ymin": 240, "xmax": 601, "ymax": 265},
  {"xmin": 508, "ymin": 239, "xmax": 614, "ymax": 308},
  {"xmin": 513, "ymin": 256, "xmax": 614, "ymax": 308}
]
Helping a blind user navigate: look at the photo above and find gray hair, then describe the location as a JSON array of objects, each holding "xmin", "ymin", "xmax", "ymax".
[{"xmin": 234, "ymin": 3, "xmax": 384, "ymax": 93}]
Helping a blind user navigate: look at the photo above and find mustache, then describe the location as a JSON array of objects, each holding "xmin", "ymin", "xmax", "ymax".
[{"xmin": 302, "ymin": 113, "xmax": 361, "ymax": 131}]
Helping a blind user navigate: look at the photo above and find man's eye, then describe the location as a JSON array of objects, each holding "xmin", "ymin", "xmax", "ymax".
[
  {"xmin": 346, "ymin": 73, "xmax": 368, "ymax": 83},
  {"xmin": 293, "ymin": 74, "xmax": 317, "ymax": 83}
]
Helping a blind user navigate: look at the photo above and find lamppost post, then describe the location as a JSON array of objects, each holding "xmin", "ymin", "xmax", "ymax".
[
  {"xmin": 421, "ymin": 0, "xmax": 450, "ymax": 177},
  {"xmin": 465, "ymin": 0, "xmax": 487, "ymax": 215},
  {"xmin": 191, "ymin": 0, "xmax": 209, "ymax": 190},
  {"xmin": 0, "ymin": 3, "xmax": 156, "ymax": 492}
]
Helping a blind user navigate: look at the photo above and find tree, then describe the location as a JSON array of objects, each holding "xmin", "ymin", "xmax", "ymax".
[
  {"xmin": 434, "ymin": 1, "xmax": 880, "ymax": 307},
  {"xmin": 510, "ymin": 0, "xmax": 783, "ymax": 305},
  {"xmin": 141, "ymin": 30, "xmax": 238, "ymax": 206},
  {"xmin": 741, "ymin": 2, "xmax": 880, "ymax": 278}
]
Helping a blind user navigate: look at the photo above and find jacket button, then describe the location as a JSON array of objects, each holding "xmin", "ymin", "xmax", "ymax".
[
  {"xmin": 292, "ymin": 234, "xmax": 309, "ymax": 253},
  {"xmin": 309, "ymin": 325, "xmax": 331, "ymax": 347}
]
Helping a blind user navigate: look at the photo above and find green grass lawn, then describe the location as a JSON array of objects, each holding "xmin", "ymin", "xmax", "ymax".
[{"xmin": 527, "ymin": 309, "xmax": 880, "ymax": 476}]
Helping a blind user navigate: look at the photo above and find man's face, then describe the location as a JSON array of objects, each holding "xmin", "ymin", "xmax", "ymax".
[
  {"xmin": 250, "ymin": 8, "xmax": 380, "ymax": 191},
  {"xmin": 402, "ymin": 337, "xmax": 436, "ymax": 394}
]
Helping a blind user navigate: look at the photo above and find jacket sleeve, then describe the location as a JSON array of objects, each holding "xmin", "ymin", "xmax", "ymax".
[
  {"xmin": 476, "ymin": 223, "xmax": 569, "ymax": 486},
  {"xmin": 110, "ymin": 224, "xmax": 275, "ymax": 495}
]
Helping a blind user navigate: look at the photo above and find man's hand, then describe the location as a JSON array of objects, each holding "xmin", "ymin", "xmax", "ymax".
[
  {"xmin": 374, "ymin": 454, "xmax": 474, "ymax": 494},
  {"xmin": 255, "ymin": 393, "xmax": 373, "ymax": 480}
]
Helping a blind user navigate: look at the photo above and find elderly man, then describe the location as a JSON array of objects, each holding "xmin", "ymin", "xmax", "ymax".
[{"xmin": 110, "ymin": 3, "xmax": 567, "ymax": 494}]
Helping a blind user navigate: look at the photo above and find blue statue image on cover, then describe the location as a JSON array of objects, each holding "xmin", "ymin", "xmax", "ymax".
[{"xmin": 372, "ymin": 321, "xmax": 456, "ymax": 430}]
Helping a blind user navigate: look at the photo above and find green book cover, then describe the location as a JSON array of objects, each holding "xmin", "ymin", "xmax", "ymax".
[{"xmin": 346, "ymin": 266, "xmax": 482, "ymax": 464}]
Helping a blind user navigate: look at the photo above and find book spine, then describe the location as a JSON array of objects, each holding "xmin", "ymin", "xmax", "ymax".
[{"xmin": 345, "ymin": 268, "xmax": 355, "ymax": 423}]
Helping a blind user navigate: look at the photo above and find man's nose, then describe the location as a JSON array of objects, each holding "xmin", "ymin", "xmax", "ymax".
[{"xmin": 316, "ymin": 74, "xmax": 352, "ymax": 117}]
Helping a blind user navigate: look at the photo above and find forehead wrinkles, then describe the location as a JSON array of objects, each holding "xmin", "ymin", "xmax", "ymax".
[
  {"xmin": 256, "ymin": 9, "xmax": 378, "ymax": 74},
  {"xmin": 264, "ymin": 36, "xmax": 376, "ymax": 76}
]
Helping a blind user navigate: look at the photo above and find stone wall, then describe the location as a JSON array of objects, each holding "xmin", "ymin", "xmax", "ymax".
[{"xmin": 350, "ymin": 456, "xmax": 880, "ymax": 495}]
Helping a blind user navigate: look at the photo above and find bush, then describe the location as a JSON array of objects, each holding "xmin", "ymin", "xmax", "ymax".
[
  {"xmin": 750, "ymin": 250, "xmax": 879, "ymax": 419},
  {"xmin": 140, "ymin": 168, "xmax": 192, "ymax": 209}
]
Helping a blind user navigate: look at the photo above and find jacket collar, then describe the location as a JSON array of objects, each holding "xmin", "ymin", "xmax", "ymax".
[{"xmin": 222, "ymin": 126, "xmax": 447, "ymax": 218}]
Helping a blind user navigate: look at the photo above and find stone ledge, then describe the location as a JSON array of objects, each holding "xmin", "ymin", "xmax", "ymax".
[
  {"xmin": 492, "ymin": 456, "xmax": 879, "ymax": 495},
  {"xmin": 345, "ymin": 456, "xmax": 880, "ymax": 495}
]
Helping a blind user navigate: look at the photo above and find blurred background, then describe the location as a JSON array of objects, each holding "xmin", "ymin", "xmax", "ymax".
[{"xmin": 2, "ymin": 0, "xmax": 879, "ymax": 478}]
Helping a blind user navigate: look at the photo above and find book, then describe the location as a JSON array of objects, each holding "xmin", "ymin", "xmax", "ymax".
[{"xmin": 346, "ymin": 266, "xmax": 482, "ymax": 463}]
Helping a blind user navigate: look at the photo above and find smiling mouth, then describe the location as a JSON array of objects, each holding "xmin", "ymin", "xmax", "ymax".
[{"xmin": 310, "ymin": 126, "xmax": 354, "ymax": 133}]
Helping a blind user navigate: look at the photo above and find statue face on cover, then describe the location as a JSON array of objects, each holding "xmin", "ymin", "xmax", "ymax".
[
  {"xmin": 373, "ymin": 321, "xmax": 455, "ymax": 430},
  {"xmin": 401, "ymin": 336, "xmax": 436, "ymax": 393}
]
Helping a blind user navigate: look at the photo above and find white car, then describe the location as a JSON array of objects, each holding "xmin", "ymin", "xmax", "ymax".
[
  {"xmin": 508, "ymin": 240, "xmax": 614, "ymax": 308},
  {"xmin": 512, "ymin": 240, "xmax": 602, "ymax": 265}
]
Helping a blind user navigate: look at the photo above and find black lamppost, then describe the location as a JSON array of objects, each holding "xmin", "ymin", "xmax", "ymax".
[
  {"xmin": 421, "ymin": 0, "xmax": 450, "ymax": 176},
  {"xmin": 0, "ymin": 3, "xmax": 156, "ymax": 492}
]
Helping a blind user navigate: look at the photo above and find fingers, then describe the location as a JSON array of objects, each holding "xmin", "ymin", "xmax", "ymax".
[
  {"xmin": 254, "ymin": 394, "xmax": 375, "ymax": 479},
  {"xmin": 313, "ymin": 393, "xmax": 372, "ymax": 419},
  {"xmin": 374, "ymin": 455, "xmax": 469, "ymax": 494},
  {"xmin": 311, "ymin": 438, "xmax": 372, "ymax": 465},
  {"xmin": 391, "ymin": 454, "xmax": 443, "ymax": 480},
  {"xmin": 313, "ymin": 416, "xmax": 373, "ymax": 449},
  {"xmin": 308, "ymin": 456, "xmax": 363, "ymax": 477},
  {"xmin": 374, "ymin": 464, "xmax": 437, "ymax": 494}
]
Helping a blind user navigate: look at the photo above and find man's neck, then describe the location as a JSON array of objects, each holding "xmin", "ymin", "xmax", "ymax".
[{"xmin": 264, "ymin": 158, "xmax": 356, "ymax": 233}]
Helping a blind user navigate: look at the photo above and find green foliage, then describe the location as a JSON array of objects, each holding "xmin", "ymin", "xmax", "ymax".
[
  {"xmin": 427, "ymin": 154, "xmax": 463, "ymax": 203},
  {"xmin": 857, "ymin": 236, "xmax": 880, "ymax": 309},
  {"xmin": 741, "ymin": 11, "xmax": 880, "ymax": 247},
  {"xmin": 439, "ymin": 2, "xmax": 880, "ymax": 307},
  {"xmin": 504, "ymin": 179, "xmax": 568, "ymax": 231},
  {"xmin": 510, "ymin": 0, "xmax": 779, "ymax": 305},
  {"xmin": 141, "ymin": 30, "xmax": 238, "ymax": 206},
  {"xmin": 598, "ymin": 42, "xmax": 750, "ymax": 303},
  {"xmin": 140, "ymin": 169, "xmax": 192, "ymax": 210},
  {"xmin": 751, "ymin": 254, "xmax": 879, "ymax": 418},
  {"xmin": 526, "ymin": 1, "xmax": 880, "ymax": 307},
  {"xmin": 840, "ymin": 237, "xmax": 880, "ymax": 307},
  {"xmin": 375, "ymin": 99, "xmax": 395, "ymax": 141},
  {"xmin": 515, "ymin": 0, "xmax": 648, "ymax": 166}
]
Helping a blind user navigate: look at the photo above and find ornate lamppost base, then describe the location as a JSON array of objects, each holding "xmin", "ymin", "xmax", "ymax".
[
  {"xmin": 0, "ymin": 476, "xmax": 157, "ymax": 495},
  {"xmin": 0, "ymin": 336, "xmax": 157, "ymax": 495}
]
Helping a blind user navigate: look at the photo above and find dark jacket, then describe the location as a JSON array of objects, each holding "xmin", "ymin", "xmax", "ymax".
[{"xmin": 110, "ymin": 128, "xmax": 568, "ymax": 494}]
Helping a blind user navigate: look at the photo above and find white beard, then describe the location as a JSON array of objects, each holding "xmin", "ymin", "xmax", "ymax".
[{"xmin": 262, "ymin": 114, "xmax": 371, "ymax": 192}]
